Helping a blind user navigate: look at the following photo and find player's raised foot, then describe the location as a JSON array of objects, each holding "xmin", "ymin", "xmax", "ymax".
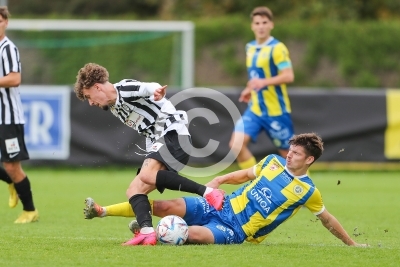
[
  {"xmin": 8, "ymin": 183, "xmax": 19, "ymax": 208},
  {"xmin": 205, "ymin": 189, "xmax": 225, "ymax": 210},
  {"xmin": 122, "ymin": 231, "xmax": 157, "ymax": 246},
  {"xmin": 84, "ymin": 197, "xmax": 105, "ymax": 219},
  {"xmin": 128, "ymin": 220, "xmax": 140, "ymax": 234},
  {"xmin": 14, "ymin": 210, "xmax": 39, "ymax": 223}
]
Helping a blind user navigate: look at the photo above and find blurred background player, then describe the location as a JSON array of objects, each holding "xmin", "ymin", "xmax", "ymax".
[
  {"xmin": 0, "ymin": 6, "xmax": 38, "ymax": 223},
  {"xmin": 86, "ymin": 133, "xmax": 367, "ymax": 247},
  {"xmin": 74, "ymin": 63, "xmax": 223, "ymax": 246},
  {"xmin": 230, "ymin": 6, "xmax": 295, "ymax": 170}
]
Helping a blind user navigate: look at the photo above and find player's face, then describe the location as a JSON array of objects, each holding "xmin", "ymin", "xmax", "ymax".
[
  {"xmin": 0, "ymin": 16, "xmax": 8, "ymax": 39},
  {"xmin": 286, "ymin": 145, "xmax": 314, "ymax": 170},
  {"xmin": 251, "ymin": 15, "xmax": 274, "ymax": 41},
  {"xmin": 83, "ymin": 84, "xmax": 109, "ymax": 111}
]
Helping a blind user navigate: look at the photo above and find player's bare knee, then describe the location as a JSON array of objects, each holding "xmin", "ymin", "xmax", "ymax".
[
  {"xmin": 125, "ymin": 187, "xmax": 133, "ymax": 199},
  {"xmin": 153, "ymin": 200, "xmax": 171, "ymax": 216},
  {"xmin": 3, "ymin": 163, "xmax": 23, "ymax": 180},
  {"xmin": 187, "ymin": 232, "xmax": 200, "ymax": 243},
  {"xmin": 187, "ymin": 230, "xmax": 207, "ymax": 244},
  {"xmin": 137, "ymin": 171, "xmax": 156, "ymax": 185}
]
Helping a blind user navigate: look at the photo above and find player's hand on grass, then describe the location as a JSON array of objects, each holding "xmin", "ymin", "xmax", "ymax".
[{"xmin": 154, "ymin": 85, "xmax": 167, "ymax": 101}]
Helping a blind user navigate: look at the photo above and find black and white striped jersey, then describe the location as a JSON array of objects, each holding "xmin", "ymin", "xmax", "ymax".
[
  {"xmin": 0, "ymin": 37, "xmax": 24, "ymax": 125},
  {"xmin": 110, "ymin": 79, "xmax": 189, "ymax": 149}
]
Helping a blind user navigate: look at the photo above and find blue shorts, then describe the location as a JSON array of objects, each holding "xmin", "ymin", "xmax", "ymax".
[
  {"xmin": 182, "ymin": 196, "xmax": 246, "ymax": 244},
  {"xmin": 234, "ymin": 108, "xmax": 294, "ymax": 149}
]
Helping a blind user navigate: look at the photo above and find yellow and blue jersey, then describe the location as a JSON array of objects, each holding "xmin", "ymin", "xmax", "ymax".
[
  {"xmin": 227, "ymin": 154, "xmax": 325, "ymax": 244},
  {"xmin": 246, "ymin": 37, "xmax": 292, "ymax": 117}
]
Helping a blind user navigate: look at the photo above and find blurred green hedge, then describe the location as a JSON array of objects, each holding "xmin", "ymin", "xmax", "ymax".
[
  {"xmin": 195, "ymin": 16, "xmax": 400, "ymax": 88},
  {"xmin": 10, "ymin": 16, "xmax": 400, "ymax": 88}
]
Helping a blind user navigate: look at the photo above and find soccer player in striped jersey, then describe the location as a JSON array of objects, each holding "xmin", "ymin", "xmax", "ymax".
[
  {"xmin": 86, "ymin": 133, "xmax": 367, "ymax": 246},
  {"xmin": 0, "ymin": 6, "xmax": 39, "ymax": 223},
  {"xmin": 230, "ymin": 6, "xmax": 295, "ymax": 171},
  {"xmin": 74, "ymin": 63, "xmax": 224, "ymax": 246}
]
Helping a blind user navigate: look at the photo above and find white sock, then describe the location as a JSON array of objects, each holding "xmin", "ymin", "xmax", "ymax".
[
  {"xmin": 203, "ymin": 187, "xmax": 213, "ymax": 197},
  {"xmin": 140, "ymin": 227, "xmax": 155, "ymax": 234}
]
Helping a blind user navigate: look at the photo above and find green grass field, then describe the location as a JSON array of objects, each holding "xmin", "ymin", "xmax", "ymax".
[{"xmin": 1, "ymin": 167, "xmax": 399, "ymax": 267}]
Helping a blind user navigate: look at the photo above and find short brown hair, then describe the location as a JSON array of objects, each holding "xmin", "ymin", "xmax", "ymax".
[
  {"xmin": 289, "ymin": 133, "xmax": 324, "ymax": 163},
  {"xmin": 74, "ymin": 63, "xmax": 109, "ymax": 101},
  {"xmin": 0, "ymin": 6, "xmax": 10, "ymax": 20},
  {"xmin": 250, "ymin": 6, "xmax": 273, "ymax": 21}
]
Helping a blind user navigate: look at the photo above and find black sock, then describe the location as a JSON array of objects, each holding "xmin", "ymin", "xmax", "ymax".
[
  {"xmin": 156, "ymin": 170, "xmax": 206, "ymax": 196},
  {"xmin": 14, "ymin": 177, "xmax": 35, "ymax": 211},
  {"xmin": 129, "ymin": 194, "xmax": 153, "ymax": 228},
  {"xmin": 0, "ymin": 167, "xmax": 12, "ymax": 184}
]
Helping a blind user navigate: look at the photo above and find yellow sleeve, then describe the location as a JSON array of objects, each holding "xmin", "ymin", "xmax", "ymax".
[
  {"xmin": 304, "ymin": 187, "xmax": 325, "ymax": 215},
  {"xmin": 254, "ymin": 156, "xmax": 269, "ymax": 176},
  {"xmin": 272, "ymin": 42, "xmax": 292, "ymax": 70}
]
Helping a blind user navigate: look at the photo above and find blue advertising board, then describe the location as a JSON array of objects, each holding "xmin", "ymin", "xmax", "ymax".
[{"xmin": 20, "ymin": 86, "xmax": 70, "ymax": 160}]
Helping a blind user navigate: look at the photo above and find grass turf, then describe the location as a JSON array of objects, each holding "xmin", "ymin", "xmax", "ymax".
[{"xmin": 0, "ymin": 168, "xmax": 399, "ymax": 267}]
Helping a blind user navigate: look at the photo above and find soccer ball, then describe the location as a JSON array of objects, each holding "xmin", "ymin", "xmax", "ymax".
[{"xmin": 156, "ymin": 215, "xmax": 189, "ymax": 245}]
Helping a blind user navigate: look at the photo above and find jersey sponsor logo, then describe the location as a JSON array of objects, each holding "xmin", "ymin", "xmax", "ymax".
[
  {"xmin": 268, "ymin": 127, "xmax": 291, "ymax": 139},
  {"xmin": 293, "ymin": 185, "xmax": 303, "ymax": 195},
  {"xmin": 148, "ymin": 142, "xmax": 163, "ymax": 153},
  {"xmin": 260, "ymin": 187, "xmax": 272, "ymax": 200},
  {"xmin": 250, "ymin": 70, "xmax": 259, "ymax": 79},
  {"xmin": 273, "ymin": 138, "xmax": 282, "ymax": 147},
  {"xmin": 126, "ymin": 112, "xmax": 144, "ymax": 131},
  {"xmin": 198, "ymin": 197, "xmax": 210, "ymax": 213},
  {"xmin": 250, "ymin": 187, "xmax": 272, "ymax": 214},
  {"xmin": 268, "ymin": 159, "xmax": 283, "ymax": 171},
  {"xmin": 280, "ymin": 172, "xmax": 293, "ymax": 184},
  {"xmin": 270, "ymin": 121, "xmax": 281, "ymax": 131},
  {"xmin": 216, "ymin": 225, "xmax": 235, "ymax": 244},
  {"xmin": 269, "ymin": 163, "xmax": 279, "ymax": 171},
  {"xmin": 227, "ymin": 228, "xmax": 234, "ymax": 237},
  {"xmin": 216, "ymin": 224, "xmax": 226, "ymax": 232}
]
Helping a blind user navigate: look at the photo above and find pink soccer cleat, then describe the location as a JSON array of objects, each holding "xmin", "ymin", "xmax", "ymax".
[
  {"xmin": 205, "ymin": 189, "xmax": 225, "ymax": 210},
  {"xmin": 122, "ymin": 231, "xmax": 157, "ymax": 246}
]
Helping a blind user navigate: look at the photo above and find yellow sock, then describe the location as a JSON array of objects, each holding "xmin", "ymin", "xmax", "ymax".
[
  {"xmin": 104, "ymin": 200, "xmax": 154, "ymax": 217},
  {"xmin": 238, "ymin": 156, "xmax": 256, "ymax": 170}
]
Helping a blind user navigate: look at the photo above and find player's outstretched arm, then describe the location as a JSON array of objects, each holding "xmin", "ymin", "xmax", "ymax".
[
  {"xmin": 317, "ymin": 209, "xmax": 368, "ymax": 247},
  {"xmin": 205, "ymin": 167, "xmax": 256, "ymax": 188},
  {"xmin": 131, "ymin": 82, "xmax": 165, "ymax": 98}
]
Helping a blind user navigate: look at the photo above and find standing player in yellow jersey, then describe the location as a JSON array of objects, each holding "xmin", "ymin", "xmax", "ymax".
[
  {"xmin": 85, "ymin": 133, "xmax": 367, "ymax": 247},
  {"xmin": 230, "ymin": 6, "xmax": 295, "ymax": 170}
]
